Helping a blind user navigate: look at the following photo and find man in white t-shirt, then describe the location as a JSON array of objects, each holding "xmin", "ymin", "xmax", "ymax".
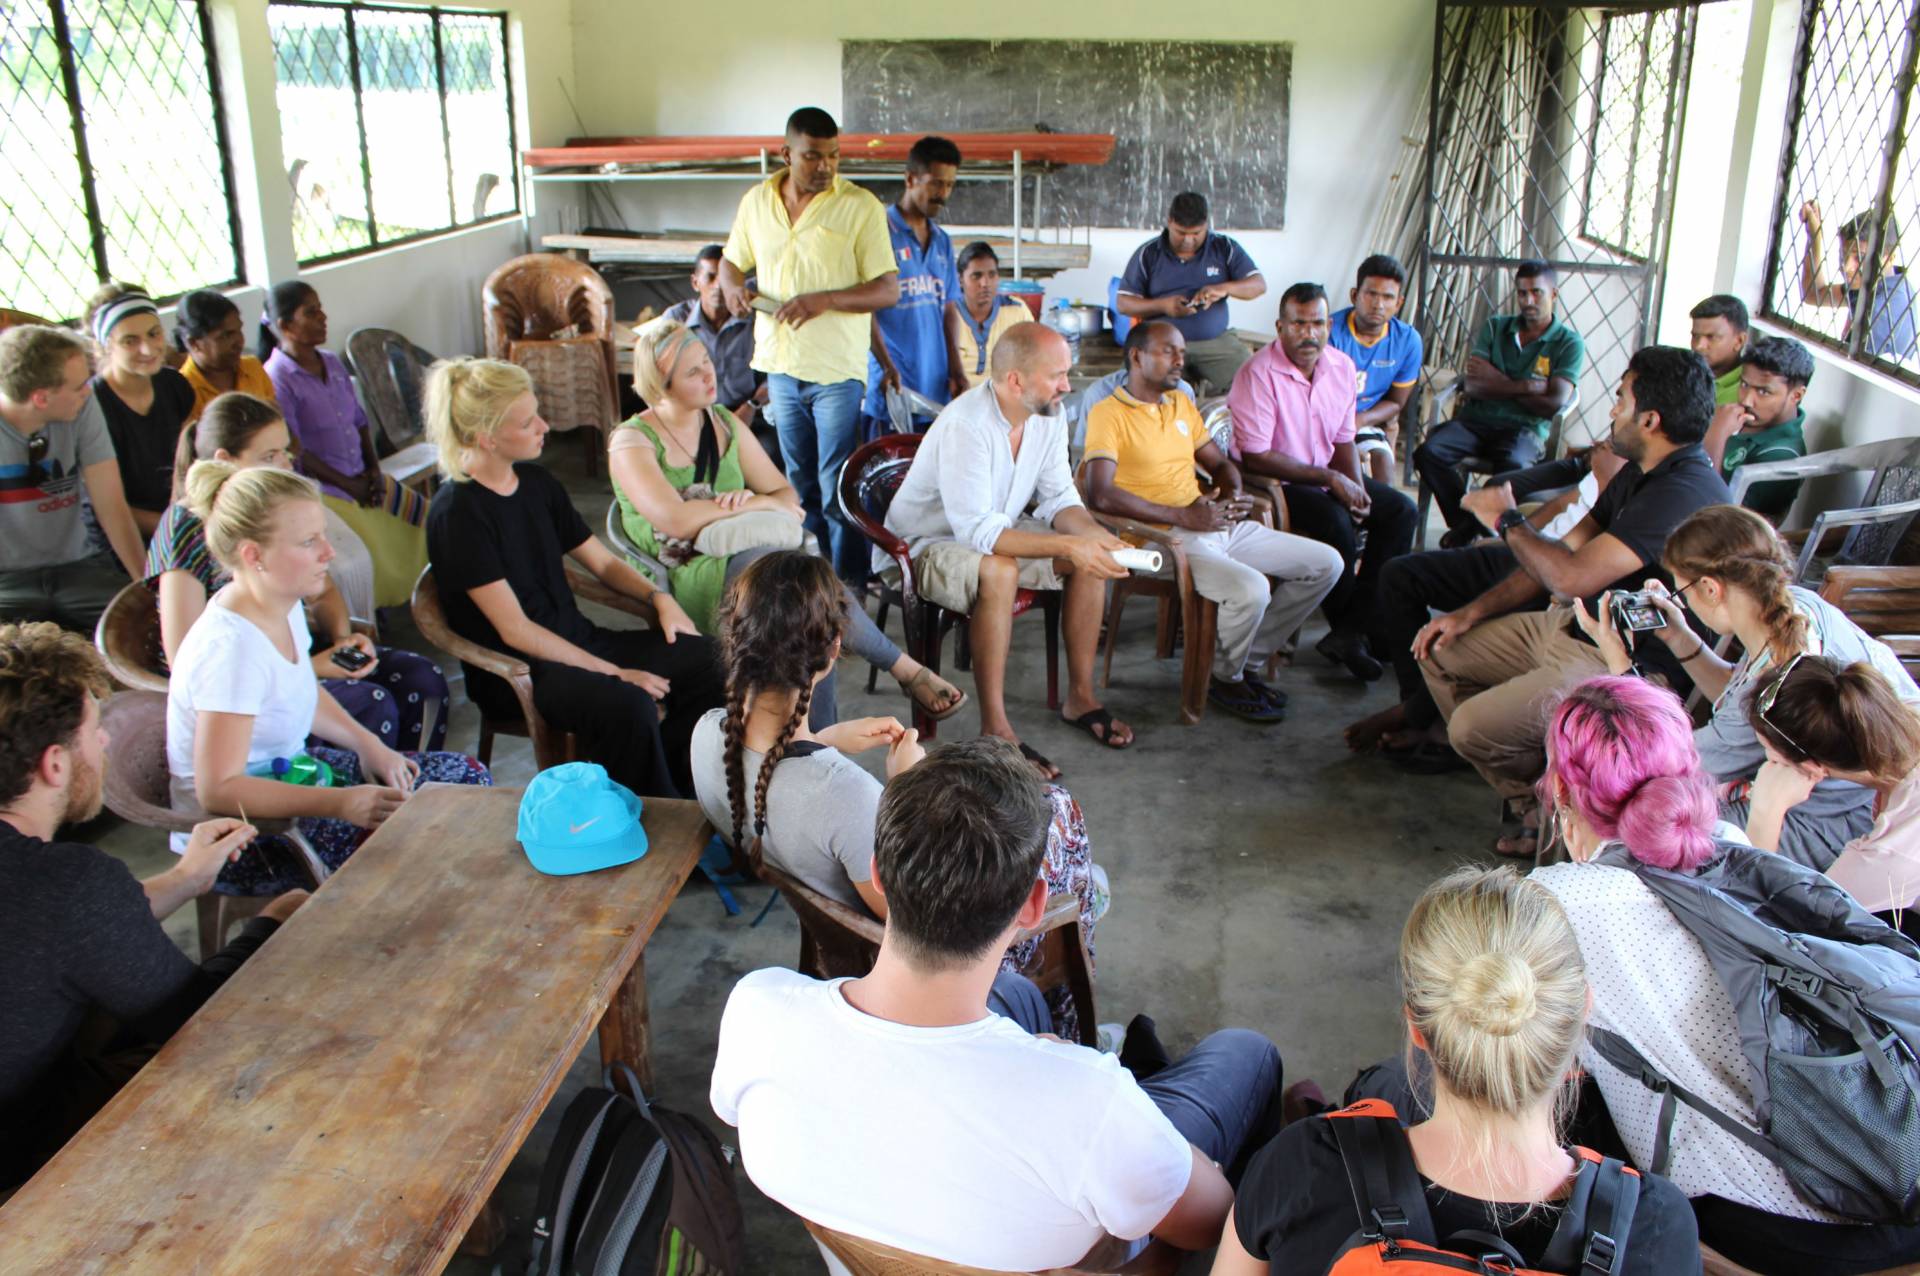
[{"xmin": 710, "ymin": 737, "xmax": 1282, "ymax": 1271}]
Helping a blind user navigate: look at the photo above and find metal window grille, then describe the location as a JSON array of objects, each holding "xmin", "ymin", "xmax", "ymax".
[
  {"xmin": 1763, "ymin": 0, "xmax": 1920, "ymax": 384},
  {"xmin": 269, "ymin": 1, "xmax": 517, "ymax": 266},
  {"xmin": 1580, "ymin": 9, "xmax": 1685, "ymax": 263},
  {"xmin": 0, "ymin": 0, "xmax": 242, "ymax": 321},
  {"xmin": 1415, "ymin": 3, "xmax": 1696, "ymax": 449}
]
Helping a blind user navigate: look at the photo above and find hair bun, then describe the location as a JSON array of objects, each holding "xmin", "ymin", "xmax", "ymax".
[
  {"xmin": 1450, "ymin": 951, "xmax": 1538, "ymax": 1038},
  {"xmin": 182, "ymin": 457, "xmax": 240, "ymax": 521}
]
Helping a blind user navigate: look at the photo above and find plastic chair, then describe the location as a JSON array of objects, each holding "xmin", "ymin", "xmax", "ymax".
[
  {"xmin": 1106, "ymin": 276, "xmax": 1131, "ymax": 344},
  {"xmin": 1413, "ymin": 384, "xmax": 1580, "ymax": 549},
  {"xmin": 603, "ymin": 500, "xmax": 673, "ymax": 591},
  {"xmin": 837, "ymin": 434, "xmax": 1059, "ymax": 739},
  {"xmin": 93, "ymin": 581, "xmax": 169, "ymax": 693},
  {"xmin": 1729, "ymin": 435, "xmax": 1920, "ymax": 583},
  {"xmin": 98, "ymin": 691, "xmax": 327, "ymax": 959},
  {"xmin": 342, "ymin": 326, "xmax": 441, "ymax": 494},
  {"xmin": 482, "ymin": 253, "xmax": 619, "ymax": 471}
]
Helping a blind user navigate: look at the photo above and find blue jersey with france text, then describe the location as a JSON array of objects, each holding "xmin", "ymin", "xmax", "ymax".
[{"xmin": 864, "ymin": 205, "xmax": 960, "ymax": 421}]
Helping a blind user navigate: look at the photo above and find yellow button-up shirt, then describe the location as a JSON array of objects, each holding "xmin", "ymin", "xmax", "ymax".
[{"xmin": 723, "ymin": 171, "xmax": 895, "ymax": 386}]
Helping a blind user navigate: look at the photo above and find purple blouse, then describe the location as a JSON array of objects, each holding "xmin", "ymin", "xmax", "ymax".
[{"xmin": 264, "ymin": 347, "xmax": 370, "ymax": 500}]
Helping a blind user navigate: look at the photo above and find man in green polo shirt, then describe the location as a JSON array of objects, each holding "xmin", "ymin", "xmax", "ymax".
[
  {"xmin": 1706, "ymin": 334, "xmax": 1812, "ymax": 521},
  {"xmin": 1414, "ymin": 261, "xmax": 1585, "ymax": 544},
  {"xmin": 1688, "ymin": 294, "xmax": 1750, "ymax": 406}
]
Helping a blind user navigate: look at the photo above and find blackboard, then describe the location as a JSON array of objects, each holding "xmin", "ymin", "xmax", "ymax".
[{"xmin": 841, "ymin": 39, "xmax": 1291, "ymax": 230}]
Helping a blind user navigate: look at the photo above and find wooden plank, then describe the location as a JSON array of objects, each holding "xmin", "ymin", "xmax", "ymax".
[
  {"xmin": 0, "ymin": 785, "xmax": 708, "ymax": 1276},
  {"xmin": 526, "ymin": 131, "xmax": 1115, "ymax": 170},
  {"xmin": 542, "ymin": 230, "xmax": 1089, "ymax": 272}
]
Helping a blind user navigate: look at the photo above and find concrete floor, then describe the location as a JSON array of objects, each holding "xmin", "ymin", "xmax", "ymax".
[{"xmin": 95, "ymin": 435, "xmax": 1500, "ymax": 1273}]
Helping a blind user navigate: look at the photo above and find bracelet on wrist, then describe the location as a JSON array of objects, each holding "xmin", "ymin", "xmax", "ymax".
[{"xmin": 1673, "ymin": 640, "xmax": 1705, "ymax": 661}]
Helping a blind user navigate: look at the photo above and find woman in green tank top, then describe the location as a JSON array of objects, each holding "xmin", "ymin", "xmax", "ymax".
[{"xmin": 609, "ymin": 322, "xmax": 965, "ymax": 723}]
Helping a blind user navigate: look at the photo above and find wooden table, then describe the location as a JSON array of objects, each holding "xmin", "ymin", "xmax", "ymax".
[{"xmin": 0, "ymin": 784, "xmax": 709, "ymax": 1274}]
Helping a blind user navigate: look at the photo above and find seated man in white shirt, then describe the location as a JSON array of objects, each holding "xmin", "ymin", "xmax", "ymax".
[
  {"xmin": 882, "ymin": 322, "xmax": 1135, "ymax": 777},
  {"xmin": 711, "ymin": 737, "xmax": 1284, "ymax": 1273}
]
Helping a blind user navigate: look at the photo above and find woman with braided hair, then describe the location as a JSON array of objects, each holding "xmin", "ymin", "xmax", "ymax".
[
  {"xmin": 1571, "ymin": 503, "xmax": 1917, "ymax": 867},
  {"xmin": 690, "ymin": 550, "xmax": 1108, "ymax": 1034}
]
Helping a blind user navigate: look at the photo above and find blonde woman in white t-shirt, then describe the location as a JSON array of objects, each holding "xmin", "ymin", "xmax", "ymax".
[
  {"xmin": 164, "ymin": 461, "xmax": 489, "ymax": 894},
  {"xmin": 1533, "ymin": 674, "xmax": 1920, "ymax": 1274}
]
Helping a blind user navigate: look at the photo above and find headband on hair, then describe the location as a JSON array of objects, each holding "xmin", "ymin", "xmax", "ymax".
[
  {"xmin": 92, "ymin": 292, "xmax": 158, "ymax": 344},
  {"xmin": 652, "ymin": 326, "xmax": 704, "ymax": 383}
]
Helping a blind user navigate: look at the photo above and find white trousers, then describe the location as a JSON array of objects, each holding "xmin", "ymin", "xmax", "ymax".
[{"xmin": 1166, "ymin": 522, "xmax": 1343, "ymax": 679}]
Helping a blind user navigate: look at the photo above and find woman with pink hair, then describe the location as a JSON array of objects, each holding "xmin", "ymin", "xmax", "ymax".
[{"xmin": 1534, "ymin": 675, "xmax": 1920, "ymax": 1274}]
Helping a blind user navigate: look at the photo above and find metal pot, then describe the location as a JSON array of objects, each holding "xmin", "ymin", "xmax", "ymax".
[{"xmin": 1050, "ymin": 304, "xmax": 1107, "ymax": 338}]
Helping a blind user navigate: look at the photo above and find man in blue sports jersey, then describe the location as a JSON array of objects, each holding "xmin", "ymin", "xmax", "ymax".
[
  {"xmin": 1327, "ymin": 254, "xmax": 1423, "ymax": 485},
  {"xmin": 867, "ymin": 136, "xmax": 969, "ymax": 432}
]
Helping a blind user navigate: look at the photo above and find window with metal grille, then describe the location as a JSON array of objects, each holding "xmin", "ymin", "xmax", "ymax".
[
  {"xmin": 269, "ymin": 1, "xmax": 517, "ymax": 265},
  {"xmin": 1, "ymin": 0, "xmax": 243, "ymax": 321},
  {"xmin": 1763, "ymin": 0, "xmax": 1920, "ymax": 382},
  {"xmin": 1580, "ymin": 9, "xmax": 1685, "ymax": 263}
]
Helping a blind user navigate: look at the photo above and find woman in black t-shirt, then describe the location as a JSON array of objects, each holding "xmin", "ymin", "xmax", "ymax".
[
  {"xmin": 423, "ymin": 358, "xmax": 723, "ymax": 798},
  {"xmin": 85, "ymin": 282, "xmax": 197, "ymax": 536},
  {"xmin": 1212, "ymin": 868, "xmax": 1700, "ymax": 1275}
]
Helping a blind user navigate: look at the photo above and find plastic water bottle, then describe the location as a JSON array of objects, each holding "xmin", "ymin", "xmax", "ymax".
[
  {"xmin": 247, "ymin": 753, "xmax": 335, "ymax": 787},
  {"xmin": 1044, "ymin": 300, "xmax": 1083, "ymax": 367}
]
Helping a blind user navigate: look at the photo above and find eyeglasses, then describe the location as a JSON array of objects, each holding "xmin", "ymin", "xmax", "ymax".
[
  {"xmin": 1755, "ymin": 650, "xmax": 1812, "ymax": 758},
  {"xmin": 24, "ymin": 432, "xmax": 48, "ymax": 484}
]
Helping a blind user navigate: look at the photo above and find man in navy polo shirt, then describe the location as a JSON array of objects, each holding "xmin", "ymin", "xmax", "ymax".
[
  {"xmin": 663, "ymin": 244, "xmax": 770, "ymax": 454},
  {"xmin": 867, "ymin": 136, "xmax": 968, "ymax": 432},
  {"xmin": 1114, "ymin": 192, "xmax": 1265, "ymax": 393},
  {"xmin": 1328, "ymin": 253, "xmax": 1423, "ymax": 485}
]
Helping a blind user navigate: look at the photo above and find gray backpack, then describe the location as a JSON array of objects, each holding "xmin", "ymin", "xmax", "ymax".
[{"xmin": 1589, "ymin": 842, "xmax": 1920, "ymax": 1223}]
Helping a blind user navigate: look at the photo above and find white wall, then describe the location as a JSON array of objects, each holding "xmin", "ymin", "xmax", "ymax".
[{"xmin": 563, "ymin": 0, "xmax": 1434, "ymax": 332}]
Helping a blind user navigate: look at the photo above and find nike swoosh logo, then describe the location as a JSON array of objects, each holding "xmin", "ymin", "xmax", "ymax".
[{"xmin": 569, "ymin": 817, "xmax": 600, "ymax": 835}]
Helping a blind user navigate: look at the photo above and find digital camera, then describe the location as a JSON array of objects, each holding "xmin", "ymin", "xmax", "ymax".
[{"xmin": 1609, "ymin": 590, "xmax": 1667, "ymax": 633}]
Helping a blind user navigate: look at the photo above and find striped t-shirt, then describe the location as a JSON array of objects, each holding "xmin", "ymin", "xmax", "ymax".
[{"xmin": 144, "ymin": 501, "xmax": 226, "ymax": 593}]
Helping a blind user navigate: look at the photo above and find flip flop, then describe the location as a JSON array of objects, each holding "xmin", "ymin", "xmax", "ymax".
[
  {"xmin": 1492, "ymin": 832, "xmax": 1539, "ymax": 859},
  {"xmin": 1017, "ymin": 741, "xmax": 1060, "ymax": 779},
  {"xmin": 903, "ymin": 667, "xmax": 968, "ymax": 721},
  {"xmin": 1061, "ymin": 706, "xmax": 1135, "ymax": 749}
]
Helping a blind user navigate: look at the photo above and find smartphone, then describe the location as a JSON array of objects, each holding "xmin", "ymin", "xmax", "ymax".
[{"xmin": 330, "ymin": 645, "xmax": 374, "ymax": 671}]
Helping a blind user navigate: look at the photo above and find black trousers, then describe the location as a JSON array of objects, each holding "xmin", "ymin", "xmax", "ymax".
[
  {"xmin": 1369, "ymin": 542, "xmax": 1524, "ymax": 730},
  {"xmin": 468, "ymin": 623, "xmax": 726, "ymax": 799},
  {"xmin": 1280, "ymin": 477, "xmax": 1418, "ymax": 634},
  {"xmin": 1414, "ymin": 418, "xmax": 1544, "ymax": 537},
  {"xmin": 1493, "ymin": 452, "xmax": 1591, "ymax": 504}
]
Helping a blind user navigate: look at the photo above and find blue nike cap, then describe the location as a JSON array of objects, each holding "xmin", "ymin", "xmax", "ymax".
[{"xmin": 517, "ymin": 762, "xmax": 649, "ymax": 875}]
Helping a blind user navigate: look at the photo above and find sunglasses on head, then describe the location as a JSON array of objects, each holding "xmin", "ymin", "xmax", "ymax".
[
  {"xmin": 1756, "ymin": 650, "xmax": 1812, "ymax": 759},
  {"xmin": 24, "ymin": 432, "xmax": 48, "ymax": 483}
]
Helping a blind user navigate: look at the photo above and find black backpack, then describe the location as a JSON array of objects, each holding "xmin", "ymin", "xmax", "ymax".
[{"xmin": 523, "ymin": 1065, "xmax": 745, "ymax": 1276}]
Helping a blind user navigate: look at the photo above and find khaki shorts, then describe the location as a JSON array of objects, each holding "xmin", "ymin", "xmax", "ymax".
[{"xmin": 905, "ymin": 516, "xmax": 1066, "ymax": 612}]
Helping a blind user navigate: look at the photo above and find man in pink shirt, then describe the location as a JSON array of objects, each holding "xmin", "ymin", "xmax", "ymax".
[{"xmin": 1229, "ymin": 282, "xmax": 1417, "ymax": 682}]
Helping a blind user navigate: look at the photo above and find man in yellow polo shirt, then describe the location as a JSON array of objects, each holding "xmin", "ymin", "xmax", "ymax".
[
  {"xmin": 720, "ymin": 107, "xmax": 900, "ymax": 583},
  {"xmin": 1083, "ymin": 320, "xmax": 1341, "ymax": 722}
]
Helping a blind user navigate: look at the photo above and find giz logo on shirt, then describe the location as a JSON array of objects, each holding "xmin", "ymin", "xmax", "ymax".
[{"xmin": 1205, "ymin": 266, "xmax": 1222, "ymax": 278}]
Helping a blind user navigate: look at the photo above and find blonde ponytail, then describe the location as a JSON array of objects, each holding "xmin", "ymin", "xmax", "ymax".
[
  {"xmin": 182, "ymin": 458, "xmax": 320, "ymax": 570},
  {"xmin": 423, "ymin": 356, "xmax": 532, "ymax": 481}
]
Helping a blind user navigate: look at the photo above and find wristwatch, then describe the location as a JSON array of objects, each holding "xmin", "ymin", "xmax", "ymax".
[{"xmin": 1495, "ymin": 508, "xmax": 1529, "ymax": 538}]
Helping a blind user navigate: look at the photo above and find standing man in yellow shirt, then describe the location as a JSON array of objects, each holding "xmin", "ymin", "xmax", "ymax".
[{"xmin": 720, "ymin": 107, "xmax": 901, "ymax": 583}]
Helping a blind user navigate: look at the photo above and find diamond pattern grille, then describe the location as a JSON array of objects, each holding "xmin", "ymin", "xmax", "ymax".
[
  {"xmin": 269, "ymin": 2, "xmax": 515, "ymax": 265},
  {"xmin": 1765, "ymin": 0, "xmax": 1920, "ymax": 382},
  {"xmin": 1420, "ymin": 5, "xmax": 1695, "ymax": 448},
  {"xmin": 1, "ymin": 0, "xmax": 239, "ymax": 321}
]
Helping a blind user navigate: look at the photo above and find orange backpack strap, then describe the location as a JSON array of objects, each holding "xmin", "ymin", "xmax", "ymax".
[{"xmin": 1323, "ymin": 1104, "xmax": 1437, "ymax": 1251}]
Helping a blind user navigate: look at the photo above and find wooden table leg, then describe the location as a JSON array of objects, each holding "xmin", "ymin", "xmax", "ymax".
[{"xmin": 598, "ymin": 951, "xmax": 653, "ymax": 1092}]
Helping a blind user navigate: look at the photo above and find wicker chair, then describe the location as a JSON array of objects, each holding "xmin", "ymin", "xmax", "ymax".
[
  {"xmin": 98, "ymin": 691, "xmax": 327, "ymax": 959},
  {"xmin": 482, "ymin": 253, "xmax": 619, "ymax": 471},
  {"xmin": 94, "ymin": 581, "xmax": 169, "ymax": 692},
  {"xmin": 838, "ymin": 433, "xmax": 1059, "ymax": 739}
]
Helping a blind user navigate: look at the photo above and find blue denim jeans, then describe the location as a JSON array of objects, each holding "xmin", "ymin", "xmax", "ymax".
[{"xmin": 766, "ymin": 373, "xmax": 867, "ymax": 582}]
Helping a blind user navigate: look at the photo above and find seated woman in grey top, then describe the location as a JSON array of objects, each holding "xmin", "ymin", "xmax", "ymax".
[
  {"xmin": 1572, "ymin": 504, "xmax": 1918, "ymax": 869},
  {"xmin": 691, "ymin": 552, "xmax": 1109, "ymax": 1009}
]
